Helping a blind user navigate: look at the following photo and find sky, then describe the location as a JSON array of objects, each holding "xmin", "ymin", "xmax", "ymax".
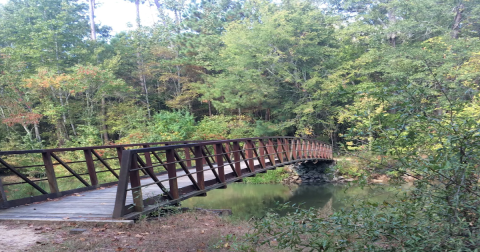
[{"xmin": 0, "ymin": 0, "xmax": 157, "ymax": 34}]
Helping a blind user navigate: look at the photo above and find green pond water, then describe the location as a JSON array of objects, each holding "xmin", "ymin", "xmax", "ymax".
[{"xmin": 182, "ymin": 183, "xmax": 412, "ymax": 219}]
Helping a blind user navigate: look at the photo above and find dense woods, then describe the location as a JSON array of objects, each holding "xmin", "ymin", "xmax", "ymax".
[
  {"xmin": 1, "ymin": 0, "xmax": 480, "ymax": 249},
  {"xmin": 0, "ymin": 0, "xmax": 478, "ymax": 150}
]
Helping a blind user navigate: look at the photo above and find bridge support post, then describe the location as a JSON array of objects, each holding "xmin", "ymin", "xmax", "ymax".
[
  {"xmin": 130, "ymin": 161, "xmax": 144, "ymax": 212},
  {"xmin": 214, "ymin": 144, "xmax": 226, "ymax": 188},
  {"xmin": 0, "ymin": 177, "xmax": 8, "ymax": 207},
  {"xmin": 184, "ymin": 147, "xmax": 192, "ymax": 168},
  {"xmin": 292, "ymin": 140, "xmax": 298, "ymax": 160},
  {"xmin": 267, "ymin": 139, "xmax": 275, "ymax": 166},
  {"xmin": 277, "ymin": 139, "xmax": 284, "ymax": 163},
  {"xmin": 246, "ymin": 140, "xmax": 255, "ymax": 173},
  {"xmin": 233, "ymin": 142, "xmax": 242, "ymax": 178},
  {"xmin": 42, "ymin": 152, "xmax": 60, "ymax": 195},
  {"xmin": 284, "ymin": 139, "xmax": 291, "ymax": 161},
  {"xmin": 142, "ymin": 145, "xmax": 154, "ymax": 175},
  {"xmin": 166, "ymin": 149, "xmax": 179, "ymax": 199},
  {"xmin": 194, "ymin": 146, "xmax": 205, "ymax": 190},
  {"xmin": 258, "ymin": 141, "xmax": 266, "ymax": 169},
  {"xmin": 83, "ymin": 150, "xmax": 99, "ymax": 187}
]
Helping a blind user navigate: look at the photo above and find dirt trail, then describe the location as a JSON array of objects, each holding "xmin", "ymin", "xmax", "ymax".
[{"xmin": 0, "ymin": 224, "xmax": 40, "ymax": 252}]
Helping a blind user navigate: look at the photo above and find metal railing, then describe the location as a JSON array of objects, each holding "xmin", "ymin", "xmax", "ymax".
[
  {"xmin": 112, "ymin": 137, "xmax": 333, "ymax": 219},
  {"xmin": 0, "ymin": 140, "xmax": 218, "ymax": 208}
]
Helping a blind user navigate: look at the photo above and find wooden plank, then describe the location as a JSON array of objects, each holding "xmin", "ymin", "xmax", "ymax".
[{"xmin": 42, "ymin": 152, "xmax": 60, "ymax": 195}]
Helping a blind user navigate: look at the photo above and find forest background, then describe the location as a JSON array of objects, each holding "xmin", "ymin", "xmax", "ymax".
[
  {"xmin": 1, "ymin": 0, "xmax": 479, "ymax": 152},
  {"xmin": 2, "ymin": 0, "xmax": 480, "ymax": 250}
]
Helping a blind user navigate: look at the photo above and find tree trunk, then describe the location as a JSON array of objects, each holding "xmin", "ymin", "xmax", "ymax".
[
  {"xmin": 34, "ymin": 123, "xmax": 41, "ymax": 142},
  {"xmin": 135, "ymin": 0, "xmax": 141, "ymax": 28},
  {"xmin": 133, "ymin": 0, "xmax": 151, "ymax": 118},
  {"xmin": 452, "ymin": 4, "xmax": 464, "ymax": 39},
  {"xmin": 387, "ymin": 8, "xmax": 396, "ymax": 47},
  {"xmin": 153, "ymin": 0, "xmax": 168, "ymax": 26},
  {"xmin": 102, "ymin": 97, "xmax": 109, "ymax": 143},
  {"xmin": 89, "ymin": 0, "xmax": 96, "ymax": 40},
  {"xmin": 208, "ymin": 101, "xmax": 212, "ymax": 116}
]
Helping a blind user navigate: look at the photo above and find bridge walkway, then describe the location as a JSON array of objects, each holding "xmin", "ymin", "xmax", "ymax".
[{"xmin": 0, "ymin": 160, "xmax": 260, "ymax": 221}]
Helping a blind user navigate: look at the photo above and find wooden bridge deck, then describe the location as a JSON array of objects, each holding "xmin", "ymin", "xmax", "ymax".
[
  {"xmin": 0, "ymin": 137, "xmax": 333, "ymax": 221},
  {"xmin": 0, "ymin": 160, "xmax": 260, "ymax": 222}
]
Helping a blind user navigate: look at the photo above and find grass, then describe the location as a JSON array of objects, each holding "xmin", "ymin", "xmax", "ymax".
[
  {"xmin": 2, "ymin": 170, "xmax": 119, "ymax": 201},
  {"xmin": 242, "ymin": 167, "xmax": 290, "ymax": 184}
]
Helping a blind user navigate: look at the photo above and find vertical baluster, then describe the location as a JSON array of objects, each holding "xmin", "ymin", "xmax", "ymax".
[
  {"xmin": 0, "ymin": 176, "xmax": 8, "ymax": 206},
  {"xmin": 130, "ymin": 159, "xmax": 143, "ymax": 212},
  {"xmin": 268, "ymin": 139, "xmax": 275, "ymax": 166},
  {"xmin": 184, "ymin": 147, "xmax": 192, "ymax": 168},
  {"xmin": 116, "ymin": 147, "xmax": 124, "ymax": 164},
  {"xmin": 285, "ymin": 139, "xmax": 291, "ymax": 161},
  {"xmin": 301, "ymin": 140, "xmax": 305, "ymax": 159},
  {"xmin": 166, "ymin": 149, "xmax": 179, "ymax": 199},
  {"xmin": 214, "ymin": 144, "xmax": 225, "ymax": 183},
  {"xmin": 306, "ymin": 141, "xmax": 311, "ymax": 159},
  {"xmin": 258, "ymin": 140, "xmax": 266, "ymax": 168},
  {"xmin": 83, "ymin": 149, "xmax": 98, "ymax": 187},
  {"xmin": 277, "ymin": 139, "xmax": 284, "ymax": 163},
  {"xmin": 246, "ymin": 140, "xmax": 255, "ymax": 172},
  {"xmin": 143, "ymin": 145, "xmax": 154, "ymax": 174},
  {"xmin": 42, "ymin": 152, "xmax": 60, "ymax": 195},
  {"xmin": 233, "ymin": 141, "xmax": 242, "ymax": 178},
  {"xmin": 194, "ymin": 146, "xmax": 205, "ymax": 190}
]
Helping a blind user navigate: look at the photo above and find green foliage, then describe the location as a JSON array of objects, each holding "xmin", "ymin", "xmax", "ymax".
[
  {"xmin": 66, "ymin": 125, "xmax": 102, "ymax": 147},
  {"xmin": 193, "ymin": 115, "xmax": 254, "ymax": 140},
  {"xmin": 242, "ymin": 168, "xmax": 289, "ymax": 184},
  {"xmin": 147, "ymin": 111, "xmax": 196, "ymax": 142}
]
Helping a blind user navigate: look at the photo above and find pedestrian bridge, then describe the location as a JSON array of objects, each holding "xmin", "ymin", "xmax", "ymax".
[{"xmin": 0, "ymin": 137, "xmax": 333, "ymax": 220}]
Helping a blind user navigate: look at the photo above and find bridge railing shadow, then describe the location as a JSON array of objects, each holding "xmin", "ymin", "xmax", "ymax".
[{"xmin": 111, "ymin": 137, "xmax": 333, "ymax": 219}]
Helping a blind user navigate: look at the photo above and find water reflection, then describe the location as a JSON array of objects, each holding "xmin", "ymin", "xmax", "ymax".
[{"xmin": 182, "ymin": 183, "xmax": 410, "ymax": 219}]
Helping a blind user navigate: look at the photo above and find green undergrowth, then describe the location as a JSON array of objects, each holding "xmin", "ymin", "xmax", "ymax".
[{"xmin": 242, "ymin": 167, "xmax": 290, "ymax": 184}]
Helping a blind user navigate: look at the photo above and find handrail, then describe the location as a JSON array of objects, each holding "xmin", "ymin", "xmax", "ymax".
[
  {"xmin": 111, "ymin": 137, "xmax": 333, "ymax": 219},
  {"xmin": 0, "ymin": 137, "xmax": 333, "ymax": 211}
]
